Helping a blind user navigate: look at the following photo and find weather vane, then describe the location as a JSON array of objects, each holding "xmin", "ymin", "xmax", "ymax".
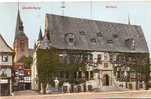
[{"xmin": 61, "ymin": 1, "xmax": 66, "ymax": 16}]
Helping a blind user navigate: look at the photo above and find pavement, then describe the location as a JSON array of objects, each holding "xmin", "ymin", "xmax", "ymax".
[
  {"xmin": 1, "ymin": 90, "xmax": 151, "ymax": 99},
  {"xmin": 13, "ymin": 90, "xmax": 39, "ymax": 96}
]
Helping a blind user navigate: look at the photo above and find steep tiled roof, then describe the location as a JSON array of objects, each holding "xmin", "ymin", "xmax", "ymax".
[
  {"xmin": 0, "ymin": 34, "xmax": 13, "ymax": 53},
  {"xmin": 46, "ymin": 14, "xmax": 149, "ymax": 53}
]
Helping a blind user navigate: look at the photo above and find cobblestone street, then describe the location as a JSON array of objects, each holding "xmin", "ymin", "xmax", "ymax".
[{"xmin": 1, "ymin": 90, "xmax": 151, "ymax": 99}]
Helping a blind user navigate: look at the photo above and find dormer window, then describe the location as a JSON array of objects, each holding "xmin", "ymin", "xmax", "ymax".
[
  {"xmin": 96, "ymin": 32, "xmax": 103, "ymax": 37},
  {"xmin": 125, "ymin": 38, "xmax": 135, "ymax": 50},
  {"xmin": 90, "ymin": 38, "xmax": 97, "ymax": 44},
  {"xmin": 107, "ymin": 40, "xmax": 113, "ymax": 44},
  {"xmin": 113, "ymin": 34, "xmax": 118, "ymax": 38},
  {"xmin": 131, "ymin": 39, "xmax": 135, "ymax": 50},
  {"xmin": 79, "ymin": 31, "xmax": 86, "ymax": 35},
  {"xmin": 65, "ymin": 33, "xmax": 76, "ymax": 46}
]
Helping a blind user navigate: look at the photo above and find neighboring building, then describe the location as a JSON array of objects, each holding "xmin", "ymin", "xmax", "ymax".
[
  {"xmin": 13, "ymin": 63, "xmax": 31, "ymax": 91},
  {"xmin": 0, "ymin": 34, "xmax": 14, "ymax": 96},
  {"xmin": 32, "ymin": 14, "xmax": 149, "ymax": 92},
  {"xmin": 13, "ymin": 9, "xmax": 33, "ymax": 91},
  {"xmin": 31, "ymin": 28, "xmax": 50, "ymax": 90}
]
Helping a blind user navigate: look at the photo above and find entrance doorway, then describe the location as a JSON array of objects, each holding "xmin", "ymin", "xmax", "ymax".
[
  {"xmin": 88, "ymin": 85, "xmax": 93, "ymax": 91},
  {"xmin": 103, "ymin": 74, "xmax": 109, "ymax": 86}
]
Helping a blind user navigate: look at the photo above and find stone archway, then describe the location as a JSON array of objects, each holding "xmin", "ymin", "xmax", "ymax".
[{"xmin": 103, "ymin": 74, "xmax": 109, "ymax": 86}]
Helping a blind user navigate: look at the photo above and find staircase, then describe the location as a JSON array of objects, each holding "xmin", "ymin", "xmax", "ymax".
[
  {"xmin": 94, "ymin": 86, "xmax": 126, "ymax": 92},
  {"xmin": 94, "ymin": 75, "xmax": 129, "ymax": 92}
]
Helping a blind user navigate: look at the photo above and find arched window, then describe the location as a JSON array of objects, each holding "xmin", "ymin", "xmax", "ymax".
[{"xmin": 20, "ymin": 40, "xmax": 25, "ymax": 52}]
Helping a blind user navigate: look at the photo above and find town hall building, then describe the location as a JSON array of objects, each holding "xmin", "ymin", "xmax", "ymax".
[{"xmin": 32, "ymin": 14, "xmax": 150, "ymax": 92}]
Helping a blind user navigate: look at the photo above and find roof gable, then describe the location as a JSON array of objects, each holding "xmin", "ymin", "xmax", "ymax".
[{"xmin": 0, "ymin": 34, "xmax": 13, "ymax": 53}]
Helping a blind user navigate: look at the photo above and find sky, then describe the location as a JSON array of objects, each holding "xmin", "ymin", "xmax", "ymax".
[{"xmin": 0, "ymin": 1, "xmax": 151, "ymax": 55}]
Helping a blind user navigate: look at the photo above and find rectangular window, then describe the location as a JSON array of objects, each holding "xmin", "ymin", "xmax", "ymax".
[
  {"xmin": 82, "ymin": 55, "xmax": 88, "ymax": 63},
  {"xmin": 2, "ymin": 55, "xmax": 8, "ymax": 62},
  {"xmin": 60, "ymin": 71, "xmax": 64, "ymax": 78},
  {"xmin": 88, "ymin": 54, "xmax": 93, "ymax": 63},
  {"xmin": 65, "ymin": 72, "xmax": 69, "ymax": 78},
  {"xmin": 85, "ymin": 71, "xmax": 89, "ymax": 79},
  {"xmin": 78, "ymin": 71, "xmax": 82, "ymax": 78},
  {"xmin": 20, "ymin": 40, "xmax": 25, "ymax": 52},
  {"xmin": 104, "ymin": 53, "xmax": 108, "ymax": 60},
  {"xmin": 97, "ymin": 54, "xmax": 102, "ymax": 64},
  {"xmin": 90, "ymin": 71, "xmax": 93, "ymax": 79},
  {"xmin": 89, "ymin": 54, "xmax": 93, "ymax": 60},
  {"xmin": 109, "ymin": 54, "xmax": 113, "ymax": 62}
]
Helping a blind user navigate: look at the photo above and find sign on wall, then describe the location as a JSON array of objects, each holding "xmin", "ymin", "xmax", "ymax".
[{"xmin": 0, "ymin": 79, "xmax": 8, "ymax": 84}]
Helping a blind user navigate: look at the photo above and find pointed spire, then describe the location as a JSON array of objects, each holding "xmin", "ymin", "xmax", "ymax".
[
  {"xmin": 38, "ymin": 28, "xmax": 43, "ymax": 41},
  {"xmin": 15, "ymin": 2, "xmax": 24, "ymax": 34},
  {"xmin": 128, "ymin": 14, "xmax": 131, "ymax": 25},
  {"xmin": 14, "ymin": 2, "xmax": 24, "ymax": 42},
  {"xmin": 61, "ymin": 1, "xmax": 65, "ymax": 16}
]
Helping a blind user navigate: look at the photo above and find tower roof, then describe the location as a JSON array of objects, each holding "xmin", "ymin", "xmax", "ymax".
[
  {"xmin": 38, "ymin": 28, "xmax": 43, "ymax": 41},
  {"xmin": 15, "ymin": 31, "xmax": 27, "ymax": 39},
  {"xmin": 15, "ymin": 9, "xmax": 23, "ymax": 33},
  {"xmin": 14, "ymin": 9, "xmax": 27, "ymax": 41}
]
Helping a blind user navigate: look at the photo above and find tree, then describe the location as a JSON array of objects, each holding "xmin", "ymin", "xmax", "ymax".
[
  {"xmin": 36, "ymin": 48, "xmax": 60, "ymax": 94},
  {"xmin": 36, "ymin": 48, "xmax": 88, "ymax": 94},
  {"xmin": 23, "ymin": 56, "xmax": 33, "ymax": 69}
]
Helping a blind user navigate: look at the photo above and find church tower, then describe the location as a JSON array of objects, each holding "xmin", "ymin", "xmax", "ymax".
[{"xmin": 14, "ymin": 9, "xmax": 29, "ymax": 63}]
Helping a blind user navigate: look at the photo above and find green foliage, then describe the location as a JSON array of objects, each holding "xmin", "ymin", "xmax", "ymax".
[
  {"xmin": 23, "ymin": 56, "xmax": 33, "ymax": 69},
  {"xmin": 113, "ymin": 52, "xmax": 150, "ymax": 89},
  {"xmin": 37, "ymin": 48, "xmax": 60, "ymax": 83},
  {"xmin": 115, "ymin": 53, "xmax": 149, "ymax": 73},
  {"xmin": 36, "ymin": 48, "xmax": 87, "ymax": 86}
]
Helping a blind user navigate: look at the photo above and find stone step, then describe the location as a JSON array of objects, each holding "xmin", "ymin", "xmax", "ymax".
[{"xmin": 94, "ymin": 86, "xmax": 129, "ymax": 92}]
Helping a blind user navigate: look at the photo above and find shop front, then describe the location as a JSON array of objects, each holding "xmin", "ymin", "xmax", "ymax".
[
  {"xmin": 0, "ymin": 79, "xmax": 10, "ymax": 96},
  {"xmin": 0, "ymin": 67, "xmax": 12, "ymax": 96}
]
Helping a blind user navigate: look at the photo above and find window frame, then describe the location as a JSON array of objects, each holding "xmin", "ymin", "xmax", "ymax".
[{"xmin": 2, "ymin": 55, "xmax": 8, "ymax": 62}]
